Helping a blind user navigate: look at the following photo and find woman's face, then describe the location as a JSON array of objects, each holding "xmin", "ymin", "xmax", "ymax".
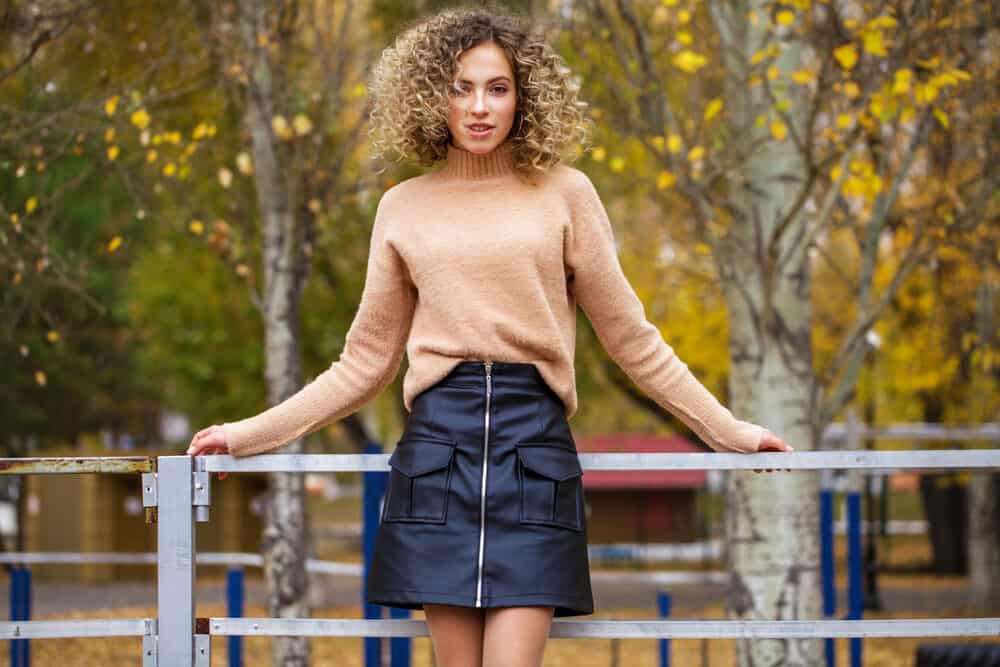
[{"xmin": 446, "ymin": 41, "xmax": 517, "ymax": 154}]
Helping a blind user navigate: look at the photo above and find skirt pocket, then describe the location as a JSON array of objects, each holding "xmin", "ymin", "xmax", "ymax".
[
  {"xmin": 515, "ymin": 442, "xmax": 584, "ymax": 532},
  {"xmin": 383, "ymin": 436, "xmax": 458, "ymax": 524}
]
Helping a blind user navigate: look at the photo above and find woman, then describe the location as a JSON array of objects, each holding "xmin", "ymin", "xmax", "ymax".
[{"xmin": 187, "ymin": 6, "xmax": 793, "ymax": 666}]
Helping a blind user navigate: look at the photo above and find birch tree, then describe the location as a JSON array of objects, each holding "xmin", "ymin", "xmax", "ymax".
[
  {"xmin": 561, "ymin": 0, "xmax": 998, "ymax": 663},
  {"xmin": 204, "ymin": 1, "xmax": 378, "ymax": 663}
]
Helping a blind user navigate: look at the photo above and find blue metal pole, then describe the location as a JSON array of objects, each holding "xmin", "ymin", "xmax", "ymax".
[
  {"xmin": 10, "ymin": 566, "xmax": 29, "ymax": 667},
  {"xmin": 820, "ymin": 485, "xmax": 836, "ymax": 667},
  {"xmin": 226, "ymin": 567, "xmax": 244, "ymax": 667},
  {"xmin": 9, "ymin": 567, "xmax": 16, "ymax": 666},
  {"xmin": 363, "ymin": 438, "xmax": 388, "ymax": 667},
  {"xmin": 846, "ymin": 491, "xmax": 863, "ymax": 667},
  {"xmin": 23, "ymin": 567, "xmax": 31, "ymax": 667},
  {"xmin": 390, "ymin": 605, "xmax": 412, "ymax": 667},
  {"xmin": 657, "ymin": 591, "xmax": 672, "ymax": 667},
  {"xmin": 9, "ymin": 566, "xmax": 22, "ymax": 667}
]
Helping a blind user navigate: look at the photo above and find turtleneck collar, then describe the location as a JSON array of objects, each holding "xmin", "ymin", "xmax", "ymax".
[{"xmin": 438, "ymin": 140, "xmax": 516, "ymax": 181}]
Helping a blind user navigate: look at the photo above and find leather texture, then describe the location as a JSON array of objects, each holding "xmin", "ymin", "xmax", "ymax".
[{"xmin": 365, "ymin": 361, "xmax": 595, "ymax": 617}]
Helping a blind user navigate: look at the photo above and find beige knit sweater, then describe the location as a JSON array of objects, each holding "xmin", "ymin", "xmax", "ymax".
[{"xmin": 222, "ymin": 140, "xmax": 764, "ymax": 458}]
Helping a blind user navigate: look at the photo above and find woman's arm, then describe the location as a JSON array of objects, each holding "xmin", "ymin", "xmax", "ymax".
[
  {"xmin": 563, "ymin": 169, "xmax": 764, "ymax": 454},
  {"xmin": 219, "ymin": 187, "xmax": 417, "ymax": 458}
]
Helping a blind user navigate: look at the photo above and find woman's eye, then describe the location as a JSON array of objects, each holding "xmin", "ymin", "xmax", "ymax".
[{"xmin": 451, "ymin": 85, "xmax": 509, "ymax": 95}]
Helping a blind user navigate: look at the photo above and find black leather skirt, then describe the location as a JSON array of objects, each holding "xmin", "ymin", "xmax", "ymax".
[{"xmin": 364, "ymin": 360, "xmax": 594, "ymax": 617}]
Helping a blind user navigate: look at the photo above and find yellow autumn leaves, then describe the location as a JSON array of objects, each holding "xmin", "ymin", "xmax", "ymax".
[
  {"xmin": 103, "ymin": 96, "xmax": 220, "ymax": 174},
  {"xmin": 271, "ymin": 113, "xmax": 314, "ymax": 140},
  {"xmin": 673, "ymin": 50, "xmax": 707, "ymax": 74},
  {"xmin": 703, "ymin": 99, "xmax": 723, "ymax": 121},
  {"xmin": 831, "ymin": 157, "xmax": 883, "ymax": 201},
  {"xmin": 831, "ymin": 14, "xmax": 898, "ymax": 71}
]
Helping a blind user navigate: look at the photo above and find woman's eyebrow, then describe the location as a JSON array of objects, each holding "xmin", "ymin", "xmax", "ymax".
[{"xmin": 456, "ymin": 75, "xmax": 512, "ymax": 84}]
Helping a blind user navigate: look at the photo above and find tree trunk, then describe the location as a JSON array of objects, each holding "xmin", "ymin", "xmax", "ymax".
[
  {"xmin": 717, "ymin": 0, "xmax": 822, "ymax": 663},
  {"xmin": 237, "ymin": 1, "xmax": 312, "ymax": 663},
  {"xmin": 967, "ymin": 279, "xmax": 999, "ymax": 611}
]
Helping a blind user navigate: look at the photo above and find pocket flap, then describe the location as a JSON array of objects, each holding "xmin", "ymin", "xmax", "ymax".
[
  {"xmin": 388, "ymin": 438, "xmax": 456, "ymax": 477},
  {"xmin": 516, "ymin": 443, "xmax": 583, "ymax": 481}
]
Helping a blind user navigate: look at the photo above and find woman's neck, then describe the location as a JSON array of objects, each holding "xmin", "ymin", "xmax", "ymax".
[{"xmin": 437, "ymin": 139, "xmax": 516, "ymax": 181}]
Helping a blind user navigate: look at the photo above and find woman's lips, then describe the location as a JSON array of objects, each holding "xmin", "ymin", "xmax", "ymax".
[{"xmin": 467, "ymin": 125, "xmax": 494, "ymax": 138}]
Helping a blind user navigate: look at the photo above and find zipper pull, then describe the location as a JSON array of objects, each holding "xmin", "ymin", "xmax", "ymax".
[{"xmin": 484, "ymin": 360, "xmax": 492, "ymax": 376}]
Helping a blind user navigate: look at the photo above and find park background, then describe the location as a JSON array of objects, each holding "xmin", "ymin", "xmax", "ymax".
[{"xmin": 1, "ymin": 0, "xmax": 998, "ymax": 665}]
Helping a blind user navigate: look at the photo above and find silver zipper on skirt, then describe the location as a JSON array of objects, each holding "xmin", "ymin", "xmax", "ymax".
[{"xmin": 475, "ymin": 360, "xmax": 493, "ymax": 607}]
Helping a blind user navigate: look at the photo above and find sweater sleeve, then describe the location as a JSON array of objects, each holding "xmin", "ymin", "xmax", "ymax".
[
  {"xmin": 563, "ymin": 169, "xmax": 763, "ymax": 454},
  {"xmin": 221, "ymin": 187, "xmax": 417, "ymax": 458}
]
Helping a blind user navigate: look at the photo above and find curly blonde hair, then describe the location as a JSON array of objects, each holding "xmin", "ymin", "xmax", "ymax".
[{"xmin": 365, "ymin": 4, "xmax": 593, "ymax": 182}]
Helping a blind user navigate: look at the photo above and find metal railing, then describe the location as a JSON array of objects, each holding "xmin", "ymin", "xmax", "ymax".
[
  {"xmin": 0, "ymin": 456, "xmax": 158, "ymax": 665},
  {"xmin": 1, "ymin": 446, "xmax": 999, "ymax": 665}
]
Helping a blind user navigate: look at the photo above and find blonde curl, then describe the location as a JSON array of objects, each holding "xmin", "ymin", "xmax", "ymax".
[{"xmin": 365, "ymin": 4, "xmax": 593, "ymax": 182}]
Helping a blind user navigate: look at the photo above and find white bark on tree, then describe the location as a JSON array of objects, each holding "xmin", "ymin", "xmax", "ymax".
[
  {"xmin": 237, "ymin": 1, "xmax": 311, "ymax": 664},
  {"xmin": 967, "ymin": 280, "xmax": 999, "ymax": 611},
  {"xmin": 715, "ymin": 3, "xmax": 823, "ymax": 662}
]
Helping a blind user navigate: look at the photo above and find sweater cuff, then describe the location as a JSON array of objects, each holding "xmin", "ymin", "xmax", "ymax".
[
  {"xmin": 222, "ymin": 421, "xmax": 264, "ymax": 459},
  {"xmin": 727, "ymin": 421, "xmax": 765, "ymax": 454}
]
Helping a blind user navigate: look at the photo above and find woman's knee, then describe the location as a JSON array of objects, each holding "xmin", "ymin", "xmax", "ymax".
[
  {"xmin": 424, "ymin": 604, "xmax": 485, "ymax": 667},
  {"xmin": 482, "ymin": 606, "xmax": 555, "ymax": 667}
]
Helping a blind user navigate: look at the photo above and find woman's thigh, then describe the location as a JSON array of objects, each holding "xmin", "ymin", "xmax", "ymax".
[
  {"xmin": 482, "ymin": 606, "xmax": 555, "ymax": 667},
  {"xmin": 424, "ymin": 604, "xmax": 485, "ymax": 667}
]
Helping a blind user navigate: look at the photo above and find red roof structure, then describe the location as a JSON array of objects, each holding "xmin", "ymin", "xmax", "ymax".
[{"xmin": 574, "ymin": 433, "xmax": 707, "ymax": 490}]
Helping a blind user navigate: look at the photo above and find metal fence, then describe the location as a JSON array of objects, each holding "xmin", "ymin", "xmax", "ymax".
[{"xmin": 1, "ymin": 446, "xmax": 999, "ymax": 665}]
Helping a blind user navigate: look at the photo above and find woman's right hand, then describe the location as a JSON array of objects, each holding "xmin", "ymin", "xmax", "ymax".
[
  {"xmin": 753, "ymin": 427, "xmax": 793, "ymax": 473},
  {"xmin": 187, "ymin": 424, "xmax": 230, "ymax": 480}
]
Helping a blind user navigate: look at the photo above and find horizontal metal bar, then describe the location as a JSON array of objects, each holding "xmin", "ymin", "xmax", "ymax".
[
  {"xmin": 0, "ymin": 552, "xmax": 361, "ymax": 575},
  {"xmin": 823, "ymin": 422, "xmax": 1000, "ymax": 441},
  {"xmin": 206, "ymin": 617, "xmax": 1000, "ymax": 639},
  {"xmin": 0, "ymin": 456, "xmax": 155, "ymax": 474},
  {"xmin": 0, "ymin": 618, "xmax": 154, "ymax": 639},
  {"xmin": 591, "ymin": 570, "xmax": 728, "ymax": 585},
  {"xmin": 202, "ymin": 449, "xmax": 1000, "ymax": 473},
  {"xmin": 0, "ymin": 552, "xmax": 159, "ymax": 565}
]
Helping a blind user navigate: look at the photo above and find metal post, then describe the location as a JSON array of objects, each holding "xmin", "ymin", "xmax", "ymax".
[
  {"xmin": 847, "ymin": 492, "xmax": 863, "ymax": 667},
  {"xmin": 22, "ymin": 567, "xmax": 30, "ymax": 667},
  {"xmin": 362, "ymin": 439, "xmax": 388, "ymax": 667},
  {"xmin": 389, "ymin": 606, "xmax": 411, "ymax": 667},
  {"xmin": 9, "ymin": 566, "xmax": 18, "ymax": 667},
  {"xmin": 10, "ymin": 566, "xmax": 29, "ymax": 667},
  {"xmin": 226, "ymin": 568, "xmax": 244, "ymax": 667},
  {"xmin": 820, "ymin": 470, "xmax": 836, "ymax": 667},
  {"xmin": 845, "ymin": 408, "xmax": 863, "ymax": 667},
  {"xmin": 657, "ymin": 591, "xmax": 672, "ymax": 667},
  {"xmin": 157, "ymin": 456, "xmax": 196, "ymax": 666}
]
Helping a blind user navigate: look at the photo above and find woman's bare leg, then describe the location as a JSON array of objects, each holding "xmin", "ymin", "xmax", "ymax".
[
  {"xmin": 424, "ymin": 604, "xmax": 485, "ymax": 667},
  {"xmin": 481, "ymin": 606, "xmax": 555, "ymax": 667}
]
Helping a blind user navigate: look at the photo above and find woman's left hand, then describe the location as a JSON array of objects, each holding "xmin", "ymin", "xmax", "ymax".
[
  {"xmin": 187, "ymin": 424, "xmax": 230, "ymax": 480},
  {"xmin": 753, "ymin": 428, "xmax": 794, "ymax": 473}
]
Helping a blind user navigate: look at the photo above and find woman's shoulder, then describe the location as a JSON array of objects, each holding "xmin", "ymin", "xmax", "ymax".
[
  {"xmin": 543, "ymin": 162, "xmax": 601, "ymax": 204},
  {"xmin": 374, "ymin": 173, "xmax": 431, "ymax": 213}
]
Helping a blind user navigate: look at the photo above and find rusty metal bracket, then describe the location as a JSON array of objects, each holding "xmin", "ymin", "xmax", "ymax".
[
  {"xmin": 0, "ymin": 456, "xmax": 156, "ymax": 475},
  {"xmin": 142, "ymin": 472, "xmax": 158, "ymax": 524}
]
